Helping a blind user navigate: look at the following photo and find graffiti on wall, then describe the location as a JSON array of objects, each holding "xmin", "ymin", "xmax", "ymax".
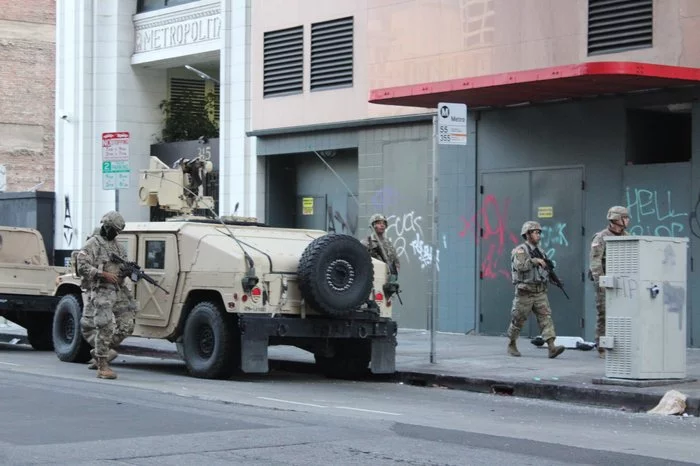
[
  {"xmin": 63, "ymin": 195, "xmax": 75, "ymax": 247},
  {"xmin": 326, "ymin": 201, "xmax": 357, "ymax": 236},
  {"xmin": 690, "ymin": 190, "xmax": 700, "ymax": 239},
  {"xmin": 539, "ymin": 222, "xmax": 569, "ymax": 268},
  {"xmin": 459, "ymin": 195, "xmax": 571, "ymax": 279},
  {"xmin": 626, "ymin": 187, "xmax": 688, "ymax": 237},
  {"xmin": 385, "ymin": 210, "xmax": 441, "ymax": 271},
  {"xmin": 459, "ymin": 194, "xmax": 519, "ymax": 280}
]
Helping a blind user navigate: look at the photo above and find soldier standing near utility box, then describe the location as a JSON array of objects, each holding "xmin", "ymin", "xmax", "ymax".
[
  {"xmin": 506, "ymin": 221, "xmax": 565, "ymax": 359},
  {"xmin": 589, "ymin": 205, "xmax": 630, "ymax": 358},
  {"xmin": 76, "ymin": 211, "xmax": 138, "ymax": 379}
]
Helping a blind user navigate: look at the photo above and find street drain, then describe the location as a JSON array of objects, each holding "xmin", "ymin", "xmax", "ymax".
[{"xmin": 491, "ymin": 384, "xmax": 514, "ymax": 396}]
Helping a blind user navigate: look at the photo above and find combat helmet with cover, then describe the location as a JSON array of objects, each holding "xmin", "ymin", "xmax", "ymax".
[
  {"xmin": 520, "ymin": 220, "xmax": 542, "ymax": 238},
  {"xmin": 607, "ymin": 205, "xmax": 629, "ymax": 222},
  {"xmin": 101, "ymin": 210, "xmax": 125, "ymax": 231},
  {"xmin": 369, "ymin": 213, "xmax": 388, "ymax": 227}
]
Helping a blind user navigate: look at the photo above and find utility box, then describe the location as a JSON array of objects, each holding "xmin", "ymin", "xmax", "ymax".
[{"xmin": 599, "ymin": 236, "xmax": 688, "ymax": 379}]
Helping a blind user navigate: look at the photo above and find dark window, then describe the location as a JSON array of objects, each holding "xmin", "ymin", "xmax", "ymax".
[
  {"xmin": 587, "ymin": 0, "xmax": 653, "ymax": 55},
  {"xmin": 137, "ymin": 0, "xmax": 199, "ymax": 13},
  {"xmin": 626, "ymin": 109, "xmax": 691, "ymax": 165},
  {"xmin": 310, "ymin": 16, "xmax": 353, "ymax": 91},
  {"xmin": 263, "ymin": 26, "xmax": 304, "ymax": 97},
  {"xmin": 145, "ymin": 240, "xmax": 166, "ymax": 269}
]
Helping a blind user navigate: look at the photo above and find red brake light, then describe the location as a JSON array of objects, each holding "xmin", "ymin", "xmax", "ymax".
[{"xmin": 251, "ymin": 287, "xmax": 262, "ymax": 297}]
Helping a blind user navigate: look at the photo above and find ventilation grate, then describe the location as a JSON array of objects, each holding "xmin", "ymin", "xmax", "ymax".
[
  {"xmin": 606, "ymin": 317, "xmax": 633, "ymax": 377},
  {"xmin": 606, "ymin": 240, "xmax": 639, "ymax": 276},
  {"xmin": 263, "ymin": 26, "xmax": 304, "ymax": 97},
  {"xmin": 170, "ymin": 78, "xmax": 206, "ymax": 107},
  {"xmin": 311, "ymin": 16, "xmax": 353, "ymax": 91},
  {"xmin": 587, "ymin": 0, "xmax": 653, "ymax": 55}
]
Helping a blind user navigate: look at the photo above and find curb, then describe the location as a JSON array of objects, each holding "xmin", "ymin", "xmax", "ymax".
[
  {"xmin": 395, "ymin": 371, "xmax": 700, "ymax": 416},
  {"xmin": 6, "ymin": 338, "xmax": 698, "ymax": 416},
  {"xmin": 116, "ymin": 343, "xmax": 700, "ymax": 415}
]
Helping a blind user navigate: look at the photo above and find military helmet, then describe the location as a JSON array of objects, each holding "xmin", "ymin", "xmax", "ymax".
[
  {"xmin": 100, "ymin": 210, "xmax": 125, "ymax": 232},
  {"xmin": 607, "ymin": 205, "xmax": 629, "ymax": 222},
  {"xmin": 520, "ymin": 220, "xmax": 542, "ymax": 238},
  {"xmin": 369, "ymin": 213, "xmax": 388, "ymax": 227}
]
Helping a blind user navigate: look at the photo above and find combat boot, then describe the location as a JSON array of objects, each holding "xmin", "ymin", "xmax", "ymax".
[
  {"xmin": 96, "ymin": 357, "xmax": 117, "ymax": 380},
  {"xmin": 547, "ymin": 338, "xmax": 565, "ymax": 359},
  {"xmin": 88, "ymin": 349, "xmax": 118, "ymax": 370},
  {"xmin": 507, "ymin": 340, "xmax": 521, "ymax": 357}
]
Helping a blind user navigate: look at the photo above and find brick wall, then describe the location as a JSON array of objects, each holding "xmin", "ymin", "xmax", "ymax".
[{"xmin": 0, "ymin": 0, "xmax": 55, "ymax": 192}]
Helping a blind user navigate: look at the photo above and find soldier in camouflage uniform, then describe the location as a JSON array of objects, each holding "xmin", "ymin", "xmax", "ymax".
[
  {"xmin": 362, "ymin": 213, "xmax": 400, "ymax": 272},
  {"xmin": 76, "ymin": 211, "xmax": 137, "ymax": 379},
  {"xmin": 506, "ymin": 221, "xmax": 565, "ymax": 359},
  {"xmin": 589, "ymin": 205, "xmax": 630, "ymax": 358}
]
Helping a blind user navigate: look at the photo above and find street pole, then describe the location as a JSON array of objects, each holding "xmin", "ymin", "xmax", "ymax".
[{"xmin": 430, "ymin": 115, "xmax": 439, "ymax": 364}]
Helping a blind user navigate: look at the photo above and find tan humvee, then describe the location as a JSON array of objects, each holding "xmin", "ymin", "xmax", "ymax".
[
  {"xmin": 0, "ymin": 227, "xmax": 70, "ymax": 350},
  {"xmin": 52, "ymin": 154, "xmax": 398, "ymax": 379}
]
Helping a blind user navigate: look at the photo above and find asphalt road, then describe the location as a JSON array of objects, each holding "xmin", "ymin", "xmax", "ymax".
[{"xmin": 0, "ymin": 343, "xmax": 698, "ymax": 465}]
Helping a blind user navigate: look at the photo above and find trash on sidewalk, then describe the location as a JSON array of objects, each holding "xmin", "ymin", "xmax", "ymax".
[
  {"xmin": 647, "ymin": 390, "xmax": 687, "ymax": 415},
  {"xmin": 530, "ymin": 335, "xmax": 595, "ymax": 350}
]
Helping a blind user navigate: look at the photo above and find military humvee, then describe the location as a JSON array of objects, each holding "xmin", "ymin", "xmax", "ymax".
[{"xmin": 52, "ymin": 153, "xmax": 398, "ymax": 379}]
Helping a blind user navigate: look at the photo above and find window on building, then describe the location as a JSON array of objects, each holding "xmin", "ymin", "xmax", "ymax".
[
  {"xmin": 137, "ymin": 0, "xmax": 199, "ymax": 14},
  {"xmin": 626, "ymin": 108, "xmax": 691, "ymax": 165},
  {"xmin": 162, "ymin": 77, "xmax": 219, "ymax": 142},
  {"xmin": 587, "ymin": 0, "xmax": 653, "ymax": 55},
  {"xmin": 310, "ymin": 16, "xmax": 353, "ymax": 91},
  {"xmin": 263, "ymin": 26, "xmax": 304, "ymax": 97}
]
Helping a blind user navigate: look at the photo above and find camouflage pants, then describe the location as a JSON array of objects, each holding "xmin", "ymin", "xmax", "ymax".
[
  {"xmin": 506, "ymin": 288, "xmax": 556, "ymax": 341},
  {"xmin": 595, "ymin": 285, "xmax": 606, "ymax": 345},
  {"xmin": 80, "ymin": 286, "xmax": 137, "ymax": 358}
]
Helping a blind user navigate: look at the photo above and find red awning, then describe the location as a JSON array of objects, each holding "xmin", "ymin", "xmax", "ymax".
[{"xmin": 369, "ymin": 62, "xmax": 700, "ymax": 109}]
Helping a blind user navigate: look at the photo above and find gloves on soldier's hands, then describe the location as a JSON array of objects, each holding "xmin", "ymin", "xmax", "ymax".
[{"xmin": 100, "ymin": 271, "xmax": 120, "ymax": 284}]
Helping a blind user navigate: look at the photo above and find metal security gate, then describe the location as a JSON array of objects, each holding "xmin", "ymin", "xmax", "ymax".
[{"xmin": 478, "ymin": 167, "xmax": 585, "ymax": 338}]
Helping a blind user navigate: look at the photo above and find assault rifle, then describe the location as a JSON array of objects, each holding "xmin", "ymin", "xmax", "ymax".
[
  {"xmin": 529, "ymin": 247, "xmax": 570, "ymax": 300},
  {"xmin": 109, "ymin": 253, "xmax": 170, "ymax": 295}
]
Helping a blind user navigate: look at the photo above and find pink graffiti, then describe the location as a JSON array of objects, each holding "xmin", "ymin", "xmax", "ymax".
[{"xmin": 459, "ymin": 194, "xmax": 520, "ymax": 280}]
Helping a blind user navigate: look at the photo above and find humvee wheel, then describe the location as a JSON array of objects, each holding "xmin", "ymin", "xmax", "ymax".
[
  {"xmin": 182, "ymin": 301, "xmax": 236, "ymax": 379},
  {"xmin": 315, "ymin": 341, "xmax": 371, "ymax": 379},
  {"xmin": 52, "ymin": 294, "xmax": 92, "ymax": 363},
  {"xmin": 298, "ymin": 234, "xmax": 374, "ymax": 316},
  {"xmin": 27, "ymin": 317, "xmax": 54, "ymax": 351}
]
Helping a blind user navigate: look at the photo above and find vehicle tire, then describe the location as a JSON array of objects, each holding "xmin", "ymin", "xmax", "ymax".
[
  {"xmin": 315, "ymin": 341, "xmax": 371, "ymax": 380},
  {"xmin": 26, "ymin": 317, "xmax": 54, "ymax": 351},
  {"xmin": 298, "ymin": 234, "xmax": 374, "ymax": 316},
  {"xmin": 181, "ymin": 301, "xmax": 236, "ymax": 379},
  {"xmin": 52, "ymin": 294, "xmax": 92, "ymax": 363}
]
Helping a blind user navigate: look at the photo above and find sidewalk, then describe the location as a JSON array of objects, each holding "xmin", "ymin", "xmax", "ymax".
[{"xmin": 2, "ymin": 323, "xmax": 699, "ymax": 415}]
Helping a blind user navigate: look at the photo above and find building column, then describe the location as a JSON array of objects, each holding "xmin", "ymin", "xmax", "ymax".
[
  {"xmin": 219, "ymin": 0, "xmax": 255, "ymax": 217},
  {"xmin": 55, "ymin": 0, "xmax": 166, "ymax": 252}
]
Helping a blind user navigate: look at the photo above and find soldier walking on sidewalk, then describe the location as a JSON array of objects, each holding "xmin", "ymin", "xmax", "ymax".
[{"xmin": 506, "ymin": 221, "xmax": 565, "ymax": 359}]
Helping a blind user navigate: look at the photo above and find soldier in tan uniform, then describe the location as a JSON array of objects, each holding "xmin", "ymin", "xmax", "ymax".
[
  {"xmin": 76, "ymin": 211, "xmax": 137, "ymax": 379},
  {"xmin": 506, "ymin": 221, "xmax": 565, "ymax": 359},
  {"xmin": 362, "ymin": 213, "xmax": 400, "ymax": 273},
  {"xmin": 589, "ymin": 205, "xmax": 630, "ymax": 357}
]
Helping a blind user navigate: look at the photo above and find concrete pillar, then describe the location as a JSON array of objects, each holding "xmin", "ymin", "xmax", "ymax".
[{"xmin": 219, "ymin": 0, "xmax": 255, "ymax": 217}]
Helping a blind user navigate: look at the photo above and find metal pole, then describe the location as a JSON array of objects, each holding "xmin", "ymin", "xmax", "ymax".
[
  {"xmin": 430, "ymin": 115, "xmax": 439, "ymax": 364},
  {"xmin": 115, "ymin": 189, "xmax": 119, "ymax": 212}
]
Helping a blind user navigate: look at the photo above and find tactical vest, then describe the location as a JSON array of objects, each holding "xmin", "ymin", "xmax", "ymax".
[{"xmin": 511, "ymin": 242, "xmax": 549, "ymax": 286}]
